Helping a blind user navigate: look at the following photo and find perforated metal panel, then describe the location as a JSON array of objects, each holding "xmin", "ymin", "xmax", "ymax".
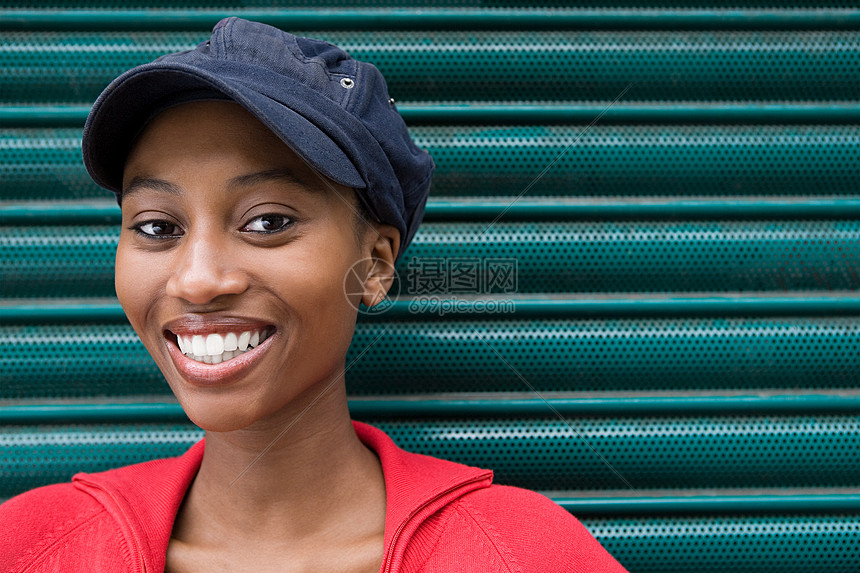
[
  {"xmin": 2, "ymin": 31, "xmax": 859, "ymax": 104},
  {"xmin": 0, "ymin": 424, "xmax": 200, "ymax": 496},
  {"xmin": 3, "ymin": 220, "xmax": 858, "ymax": 297},
  {"xmin": 2, "ymin": 4, "xmax": 860, "ymax": 572},
  {"xmin": 3, "ymin": 318, "xmax": 860, "ymax": 399},
  {"xmin": 347, "ymin": 318, "xmax": 860, "ymax": 394},
  {"xmin": 5, "ymin": 1, "xmax": 857, "ymax": 7},
  {"xmin": 0, "ymin": 324, "xmax": 167, "ymax": 399},
  {"xmin": 417, "ymin": 125, "xmax": 860, "ymax": 198},
  {"xmin": 405, "ymin": 220, "xmax": 860, "ymax": 293},
  {"xmin": 586, "ymin": 514, "xmax": 860, "ymax": 573},
  {"xmin": 5, "ymin": 125, "xmax": 860, "ymax": 201},
  {"xmin": 373, "ymin": 416, "xmax": 860, "ymax": 490},
  {"xmin": 0, "ymin": 225, "xmax": 118, "ymax": 297},
  {"xmin": 5, "ymin": 417, "xmax": 860, "ymax": 495},
  {"xmin": 0, "ymin": 129, "xmax": 97, "ymax": 200}
]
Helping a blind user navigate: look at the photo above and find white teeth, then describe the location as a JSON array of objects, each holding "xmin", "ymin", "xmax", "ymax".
[
  {"xmin": 206, "ymin": 333, "xmax": 224, "ymax": 355},
  {"xmin": 192, "ymin": 335, "xmax": 206, "ymax": 356},
  {"xmin": 224, "ymin": 332, "xmax": 238, "ymax": 352},
  {"xmin": 177, "ymin": 328, "xmax": 270, "ymax": 365}
]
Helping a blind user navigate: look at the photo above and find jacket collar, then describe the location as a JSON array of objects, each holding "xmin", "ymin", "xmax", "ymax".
[
  {"xmin": 352, "ymin": 422, "xmax": 494, "ymax": 570},
  {"xmin": 72, "ymin": 421, "xmax": 492, "ymax": 572},
  {"xmin": 73, "ymin": 439, "xmax": 204, "ymax": 573}
]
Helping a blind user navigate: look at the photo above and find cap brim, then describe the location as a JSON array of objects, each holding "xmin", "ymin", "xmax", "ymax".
[{"xmin": 83, "ymin": 62, "xmax": 365, "ymax": 195}]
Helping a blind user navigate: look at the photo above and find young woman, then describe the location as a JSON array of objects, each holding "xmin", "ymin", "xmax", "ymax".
[{"xmin": 0, "ymin": 18, "xmax": 627, "ymax": 573}]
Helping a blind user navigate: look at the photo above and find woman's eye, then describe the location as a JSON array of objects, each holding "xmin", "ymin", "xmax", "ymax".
[
  {"xmin": 134, "ymin": 220, "xmax": 182, "ymax": 237},
  {"xmin": 243, "ymin": 214, "xmax": 292, "ymax": 233}
]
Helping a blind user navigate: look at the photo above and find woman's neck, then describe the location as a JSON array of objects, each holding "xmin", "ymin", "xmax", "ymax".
[{"xmin": 168, "ymin": 383, "xmax": 387, "ymax": 571}]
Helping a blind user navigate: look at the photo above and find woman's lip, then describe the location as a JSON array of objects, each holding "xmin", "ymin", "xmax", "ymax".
[
  {"xmin": 165, "ymin": 329, "xmax": 276, "ymax": 387},
  {"xmin": 163, "ymin": 316, "xmax": 272, "ymax": 337}
]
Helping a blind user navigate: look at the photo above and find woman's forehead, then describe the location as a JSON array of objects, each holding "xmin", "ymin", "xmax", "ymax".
[
  {"xmin": 122, "ymin": 100, "xmax": 347, "ymax": 198},
  {"xmin": 126, "ymin": 100, "xmax": 286, "ymax": 162}
]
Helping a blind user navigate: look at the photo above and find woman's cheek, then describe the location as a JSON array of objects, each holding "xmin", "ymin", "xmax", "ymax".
[{"xmin": 114, "ymin": 241, "xmax": 157, "ymax": 331}]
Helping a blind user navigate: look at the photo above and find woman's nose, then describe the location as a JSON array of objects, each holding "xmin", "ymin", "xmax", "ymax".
[{"xmin": 166, "ymin": 233, "xmax": 248, "ymax": 304}]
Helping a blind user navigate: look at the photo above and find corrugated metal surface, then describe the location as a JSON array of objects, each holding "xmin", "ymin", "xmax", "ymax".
[{"xmin": 2, "ymin": 4, "xmax": 859, "ymax": 571}]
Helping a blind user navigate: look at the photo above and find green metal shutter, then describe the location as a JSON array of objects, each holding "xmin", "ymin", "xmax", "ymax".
[{"xmin": 2, "ymin": 4, "xmax": 860, "ymax": 571}]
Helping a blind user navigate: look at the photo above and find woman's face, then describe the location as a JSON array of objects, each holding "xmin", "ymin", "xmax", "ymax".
[{"xmin": 117, "ymin": 101, "xmax": 392, "ymax": 432}]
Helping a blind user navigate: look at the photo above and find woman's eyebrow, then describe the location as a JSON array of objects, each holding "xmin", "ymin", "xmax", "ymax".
[
  {"xmin": 228, "ymin": 168, "xmax": 325, "ymax": 194},
  {"xmin": 122, "ymin": 169, "xmax": 328, "ymax": 198},
  {"xmin": 123, "ymin": 176, "xmax": 183, "ymax": 197}
]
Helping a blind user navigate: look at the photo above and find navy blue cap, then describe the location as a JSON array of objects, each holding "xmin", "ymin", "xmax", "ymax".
[{"xmin": 82, "ymin": 17, "xmax": 433, "ymax": 257}]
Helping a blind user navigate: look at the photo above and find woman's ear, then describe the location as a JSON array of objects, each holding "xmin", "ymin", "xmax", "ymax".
[{"xmin": 361, "ymin": 224, "xmax": 400, "ymax": 308}]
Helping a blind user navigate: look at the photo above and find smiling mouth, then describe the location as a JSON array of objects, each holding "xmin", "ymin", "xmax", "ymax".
[{"xmin": 173, "ymin": 327, "xmax": 273, "ymax": 364}]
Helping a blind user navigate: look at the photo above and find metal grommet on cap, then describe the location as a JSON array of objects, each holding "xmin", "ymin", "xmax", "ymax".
[{"xmin": 340, "ymin": 78, "xmax": 355, "ymax": 89}]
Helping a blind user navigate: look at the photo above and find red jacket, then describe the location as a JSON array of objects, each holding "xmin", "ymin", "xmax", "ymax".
[{"xmin": 0, "ymin": 422, "xmax": 627, "ymax": 572}]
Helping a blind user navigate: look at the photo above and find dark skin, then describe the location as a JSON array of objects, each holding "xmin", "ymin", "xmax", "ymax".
[{"xmin": 117, "ymin": 101, "xmax": 399, "ymax": 572}]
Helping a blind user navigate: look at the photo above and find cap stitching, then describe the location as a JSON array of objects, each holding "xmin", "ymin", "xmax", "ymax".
[{"xmin": 216, "ymin": 17, "xmax": 230, "ymax": 57}]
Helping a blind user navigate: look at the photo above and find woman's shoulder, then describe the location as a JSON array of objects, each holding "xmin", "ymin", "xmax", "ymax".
[
  {"xmin": 0, "ymin": 444, "xmax": 203, "ymax": 572},
  {"xmin": 422, "ymin": 484, "xmax": 629, "ymax": 572},
  {"xmin": 1, "ymin": 480, "xmax": 103, "ymax": 528},
  {"xmin": 0, "ymin": 481, "xmax": 115, "ymax": 571},
  {"xmin": 455, "ymin": 484, "xmax": 597, "ymax": 543}
]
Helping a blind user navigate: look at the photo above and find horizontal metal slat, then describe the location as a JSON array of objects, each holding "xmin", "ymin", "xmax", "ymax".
[
  {"xmin": 6, "ymin": 393, "xmax": 860, "ymax": 422},
  {"xmin": 399, "ymin": 103, "xmax": 860, "ymax": 125},
  {"xmin": 558, "ymin": 492, "xmax": 860, "ymax": 515},
  {"xmin": 3, "ymin": 30, "xmax": 859, "ymax": 105},
  {"xmin": 419, "ymin": 124, "xmax": 860, "ymax": 198},
  {"xmin": 4, "ymin": 294, "xmax": 860, "ymax": 320},
  {"xmin": 3, "ymin": 8, "xmax": 860, "ymax": 31},
  {"xmin": 394, "ymin": 219, "xmax": 860, "ymax": 294},
  {"xmin": 585, "ymin": 513, "xmax": 860, "ymax": 573},
  {"xmin": 10, "ymin": 198, "xmax": 860, "ymax": 224},
  {"xmin": 3, "ymin": 221, "xmax": 859, "ymax": 297},
  {"xmin": 3, "ymin": 314, "xmax": 860, "ymax": 398},
  {"xmin": 4, "ymin": 124, "xmax": 860, "ymax": 201},
  {"xmin": 3, "ymin": 415, "xmax": 860, "ymax": 494},
  {"xmin": 3, "ymin": 103, "xmax": 860, "ymax": 127}
]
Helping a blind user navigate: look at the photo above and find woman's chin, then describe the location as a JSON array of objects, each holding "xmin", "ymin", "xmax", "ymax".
[{"xmin": 173, "ymin": 392, "xmax": 267, "ymax": 434}]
